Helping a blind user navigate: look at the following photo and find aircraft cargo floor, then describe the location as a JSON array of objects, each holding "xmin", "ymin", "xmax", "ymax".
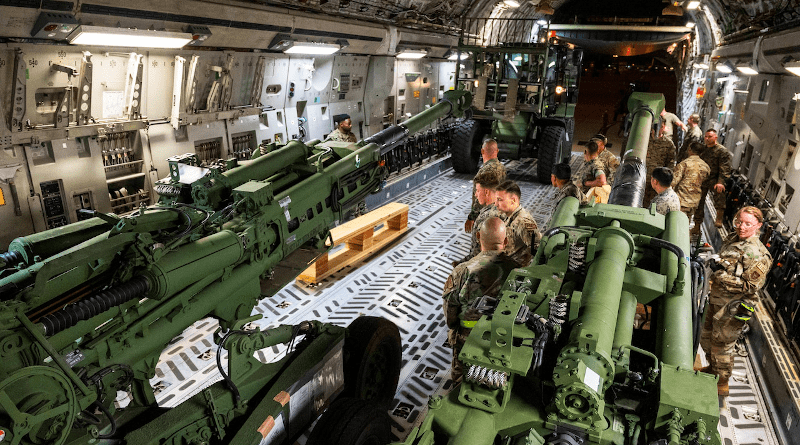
[{"xmin": 148, "ymin": 158, "xmax": 782, "ymax": 445}]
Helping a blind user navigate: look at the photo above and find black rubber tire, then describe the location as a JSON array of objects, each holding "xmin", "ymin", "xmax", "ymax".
[
  {"xmin": 537, "ymin": 125, "xmax": 567, "ymax": 184},
  {"xmin": 342, "ymin": 316, "xmax": 402, "ymax": 406},
  {"xmin": 451, "ymin": 119, "xmax": 482, "ymax": 174},
  {"xmin": 307, "ymin": 398, "xmax": 392, "ymax": 445}
]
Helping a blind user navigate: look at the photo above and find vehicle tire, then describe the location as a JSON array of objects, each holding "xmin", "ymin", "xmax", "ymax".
[
  {"xmin": 451, "ymin": 119, "xmax": 482, "ymax": 174},
  {"xmin": 342, "ymin": 316, "xmax": 402, "ymax": 406},
  {"xmin": 537, "ymin": 125, "xmax": 567, "ymax": 184},
  {"xmin": 307, "ymin": 397, "xmax": 392, "ymax": 445}
]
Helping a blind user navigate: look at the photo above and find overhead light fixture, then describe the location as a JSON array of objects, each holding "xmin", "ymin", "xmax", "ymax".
[
  {"xmin": 68, "ymin": 25, "xmax": 193, "ymax": 48},
  {"xmin": 284, "ymin": 42, "xmax": 341, "ymax": 55},
  {"xmin": 537, "ymin": 19, "xmax": 548, "ymax": 25},
  {"xmin": 693, "ymin": 62, "xmax": 709, "ymax": 69},
  {"xmin": 686, "ymin": 21, "xmax": 695, "ymax": 28},
  {"xmin": 503, "ymin": 0, "xmax": 520, "ymax": 7},
  {"xmin": 784, "ymin": 60, "xmax": 800, "ymax": 77},
  {"xmin": 446, "ymin": 50, "xmax": 469, "ymax": 61},
  {"xmin": 716, "ymin": 64, "xmax": 732, "ymax": 73},
  {"xmin": 186, "ymin": 25, "xmax": 212, "ymax": 46},
  {"xmin": 268, "ymin": 33, "xmax": 343, "ymax": 55},
  {"xmin": 535, "ymin": 0, "xmax": 555, "ymax": 15},
  {"xmin": 736, "ymin": 64, "xmax": 758, "ymax": 75},
  {"xmin": 686, "ymin": 1, "xmax": 701, "ymax": 9},
  {"xmin": 31, "ymin": 11, "xmax": 78, "ymax": 39},
  {"xmin": 715, "ymin": 61, "xmax": 733, "ymax": 74},
  {"xmin": 662, "ymin": 1, "xmax": 683, "ymax": 16},
  {"xmin": 397, "ymin": 49, "xmax": 427, "ymax": 59}
]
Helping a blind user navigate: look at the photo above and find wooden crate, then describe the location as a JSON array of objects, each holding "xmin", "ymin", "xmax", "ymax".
[{"xmin": 297, "ymin": 202, "xmax": 409, "ymax": 284}]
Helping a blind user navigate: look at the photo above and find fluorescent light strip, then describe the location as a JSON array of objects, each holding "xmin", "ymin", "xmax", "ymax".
[
  {"xmin": 785, "ymin": 63, "xmax": 800, "ymax": 77},
  {"xmin": 284, "ymin": 43, "xmax": 340, "ymax": 55},
  {"xmin": 397, "ymin": 50, "xmax": 427, "ymax": 59},
  {"xmin": 448, "ymin": 53, "xmax": 469, "ymax": 61},
  {"xmin": 737, "ymin": 66, "xmax": 758, "ymax": 75},
  {"xmin": 687, "ymin": 1, "xmax": 700, "ymax": 9},
  {"xmin": 68, "ymin": 25, "xmax": 192, "ymax": 48},
  {"xmin": 716, "ymin": 64, "xmax": 732, "ymax": 73}
]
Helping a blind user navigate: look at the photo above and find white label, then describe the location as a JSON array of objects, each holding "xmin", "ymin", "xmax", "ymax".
[
  {"xmin": 583, "ymin": 367, "xmax": 603, "ymax": 393},
  {"xmin": 102, "ymin": 91, "xmax": 125, "ymax": 118}
]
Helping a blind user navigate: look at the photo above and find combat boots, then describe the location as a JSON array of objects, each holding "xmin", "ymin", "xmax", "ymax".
[{"xmin": 717, "ymin": 376, "xmax": 729, "ymax": 396}]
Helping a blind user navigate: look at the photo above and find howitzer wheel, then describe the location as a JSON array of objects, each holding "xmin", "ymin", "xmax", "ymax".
[
  {"xmin": 536, "ymin": 125, "xmax": 567, "ymax": 185},
  {"xmin": 451, "ymin": 120, "xmax": 482, "ymax": 174},
  {"xmin": 342, "ymin": 316, "xmax": 402, "ymax": 406},
  {"xmin": 0, "ymin": 366, "xmax": 79, "ymax": 445},
  {"xmin": 306, "ymin": 397, "xmax": 391, "ymax": 445}
]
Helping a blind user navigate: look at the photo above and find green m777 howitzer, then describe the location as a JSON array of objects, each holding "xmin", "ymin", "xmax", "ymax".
[
  {"xmin": 0, "ymin": 90, "xmax": 473, "ymax": 445},
  {"xmin": 321, "ymin": 92, "xmax": 722, "ymax": 445}
]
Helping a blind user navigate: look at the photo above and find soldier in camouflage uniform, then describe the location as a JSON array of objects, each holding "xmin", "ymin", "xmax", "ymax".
[
  {"xmin": 572, "ymin": 141, "xmax": 607, "ymax": 194},
  {"xmin": 326, "ymin": 114, "xmax": 357, "ymax": 143},
  {"xmin": 495, "ymin": 180, "xmax": 541, "ymax": 267},
  {"xmin": 592, "ymin": 134, "xmax": 620, "ymax": 185},
  {"xmin": 672, "ymin": 142, "xmax": 710, "ymax": 221},
  {"xmin": 643, "ymin": 128, "xmax": 676, "ymax": 205},
  {"xmin": 466, "ymin": 139, "xmax": 506, "ymax": 233},
  {"xmin": 677, "ymin": 113, "xmax": 703, "ymax": 162},
  {"xmin": 647, "ymin": 167, "xmax": 681, "ymax": 215},
  {"xmin": 455, "ymin": 173, "xmax": 506, "ymax": 265},
  {"xmin": 699, "ymin": 206, "xmax": 772, "ymax": 396},
  {"xmin": 551, "ymin": 163, "xmax": 586, "ymax": 206},
  {"xmin": 660, "ymin": 108, "xmax": 686, "ymax": 145},
  {"xmin": 691, "ymin": 129, "xmax": 732, "ymax": 234},
  {"xmin": 443, "ymin": 217, "xmax": 518, "ymax": 382}
]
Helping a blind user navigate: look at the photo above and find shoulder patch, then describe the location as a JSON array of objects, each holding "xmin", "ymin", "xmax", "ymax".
[
  {"xmin": 743, "ymin": 261, "xmax": 768, "ymax": 282},
  {"xmin": 525, "ymin": 221, "xmax": 538, "ymax": 231}
]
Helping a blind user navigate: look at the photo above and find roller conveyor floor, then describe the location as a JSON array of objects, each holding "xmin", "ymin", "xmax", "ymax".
[{"xmin": 147, "ymin": 158, "xmax": 786, "ymax": 445}]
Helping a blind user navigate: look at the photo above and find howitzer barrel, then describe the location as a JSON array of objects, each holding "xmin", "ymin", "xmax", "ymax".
[
  {"xmin": 192, "ymin": 140, "xmax": 310, "ymax": 208},
  {"xmin": 363, "ymin": 90, "xmax": 472, "ymax": 155},
  {"xmin": 5, "ymin": 218, "xmax": 112, "ymax": 265},
  {"xmin": 608, "ymin": 92, "xmax": 665, "ymax": 207}
]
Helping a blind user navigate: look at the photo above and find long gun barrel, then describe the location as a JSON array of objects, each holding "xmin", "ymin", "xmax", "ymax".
[
  {"xmin": 0, "ymin": 90, "xmax": 472, "ymax": 445},
  {"xmin": 608, "ymin": 92, "xmax": 665, "ymax": 207}
]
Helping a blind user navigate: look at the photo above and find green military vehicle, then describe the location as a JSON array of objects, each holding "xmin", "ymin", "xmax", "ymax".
[{"xmin": 450, "ymin": 17, "xmax": 583, "ymax": 183}]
